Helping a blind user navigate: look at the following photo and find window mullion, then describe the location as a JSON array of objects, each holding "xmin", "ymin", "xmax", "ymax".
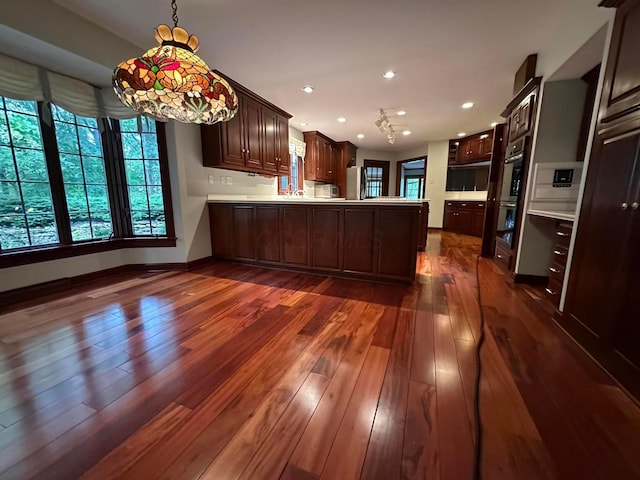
[
  {"xmin": 100, "ymin": 119, "xmax": 127, "ymax": 238},
  {"xmin": 110, "ymin": 121, "xmax": 133, "ymax": 237},
  {"xmin": 38, "ymin": 102, "xmax": 72, "ymax": 245}
]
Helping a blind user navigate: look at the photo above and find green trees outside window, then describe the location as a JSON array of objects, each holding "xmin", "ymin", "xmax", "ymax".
[{"xmin": 0, "ymin": 96, "xmax": 173, "ymax": 254}]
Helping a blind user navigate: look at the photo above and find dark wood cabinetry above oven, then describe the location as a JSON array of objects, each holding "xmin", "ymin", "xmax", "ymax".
[{"xmin": 448, "ymin": 130, "xmax": 494, "ymax": 165}]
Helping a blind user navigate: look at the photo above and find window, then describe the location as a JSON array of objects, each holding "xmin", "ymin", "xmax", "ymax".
[
  {"xmin": 278, "ymin": 154, "xmax": 304, "ymax": 195},
  {"xmin": 0, "ymin": 95, "xmax": 175, "ymax": 266},
  {"xmin": 120, "ymin": 117, "xmax": 166, "ymax": 235},
  {"xmin": 404, "ymin": 176, "xmax": 425, "ymax": 199},
  {"xmin": 53, "ymin": 105, "xmax": 112, "ymax": 241},
  {"xmin": 0, "ymin": 98, "xmax": 57, "ymax": 249},
  {"xmin": 364, "ymin": 159, "xmax": 390, "ymax": 198}
]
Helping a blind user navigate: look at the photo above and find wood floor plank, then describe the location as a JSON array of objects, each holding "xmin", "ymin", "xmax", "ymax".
[
  {"xmin": 319, "ymin": 345, "xmax": 389, "ymax": 480},
  {"xmin": 360, "ymin": 308, "xmax": 414, "ymax": 480},
  {"xmin": 289, "ymin": 302, "xmax": 383, "ymax": 475},
  {"xmin": 433, "ymin": 312, "xmax": 474, "ymax": 480},
  {"xmin": 400, "ymin": 381, "xmax": 439, "ymax": 480},
  {"xmin": 234, "ymin": 373, "xmax": 329, "ymax": 480}
]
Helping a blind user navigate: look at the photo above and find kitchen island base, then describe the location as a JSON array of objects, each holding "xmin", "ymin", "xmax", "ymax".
[{"xmin": 208, "ymin": 201, "xmax": 420, "ymax": 283}]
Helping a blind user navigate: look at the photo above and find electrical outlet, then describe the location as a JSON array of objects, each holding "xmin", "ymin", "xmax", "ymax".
[
  {"xmin": 226, "ymin": 176, "xmax": 232, "ymax": 185},
  {"xmin": 208, "ymin": 174, "xmax": 214, "ymax": 184},
  {"xmin": 220, "ymin": 175, "xmax": 225, "ymax": 185}
]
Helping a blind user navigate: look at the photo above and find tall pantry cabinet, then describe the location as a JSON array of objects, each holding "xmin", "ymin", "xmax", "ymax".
[{"xmin": 560, "ymin": 0, "xmax": 640, "ymax": 400}]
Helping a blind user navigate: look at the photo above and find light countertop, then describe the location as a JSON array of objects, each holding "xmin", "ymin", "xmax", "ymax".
[
  {"xmin": 528, "ymin": 209, "xmax": 575, "ymax": 221},
  {"xmin": 206, "ymin": 194, "xmax": 426, "ymax": 206}
]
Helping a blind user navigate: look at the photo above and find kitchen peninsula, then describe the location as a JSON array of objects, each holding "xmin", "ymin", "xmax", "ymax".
[{"xmin": 207, "ymin": 196, "xmax": 423, "ymax": 283}]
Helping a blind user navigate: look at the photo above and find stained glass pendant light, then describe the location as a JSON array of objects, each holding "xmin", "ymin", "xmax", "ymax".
[{"xmin": 113, "ymin": 0, "xmax": 238, "ymax": 124}]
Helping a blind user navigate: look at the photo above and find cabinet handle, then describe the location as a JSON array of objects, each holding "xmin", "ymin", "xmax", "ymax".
[
  {"xmin": 246, "ymin": 149, "xmax": 250, "ymax": 154},
  {"xmin": 556, "ymin": 231, "xmax": 569, "ymax": 237},
  {"xmin": 621, "ymin": 202, "xmax": 628, "ymax": 210},
  {"xmin": 549, "ymin": 266, "xmax": 559, "ymax": 273},
  {"xmin": 632, "ymin": 202, "xmax": 639, "ymax": 210},
  {"xmin": 242, "ymin": 148, "xmax": 246, "ymax": 153},
  {"xmin": 478, "ymin": 204, "xmax": 484, "ymax": 207},
  {"xmin": 545, "ymin": 288, "xmax": 557, "ymax": 296},
  {"xmin": 553, "ymin": 250, "xmax": 566, "ymax": 256},
  {"xmin": 497, "ymin": 254, "xmax": 504, "ymax": 259},
  {"xmin": 461, "ymin": 203, "xmax": 467, "ymax": 207}
]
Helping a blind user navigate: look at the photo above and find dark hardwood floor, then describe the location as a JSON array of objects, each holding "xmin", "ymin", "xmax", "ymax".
[{"xmin": 0, "ymin": 231, "xmax": 638, "ymax": 479}]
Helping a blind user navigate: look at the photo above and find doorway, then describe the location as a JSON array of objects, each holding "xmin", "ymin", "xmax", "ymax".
[{"xmin": 396, "ymin": 157, "xmax": 426, "ymax": 199}]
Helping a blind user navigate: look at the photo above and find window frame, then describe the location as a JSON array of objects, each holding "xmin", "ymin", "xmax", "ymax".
[
  {"xmin": 0, "ymin": 101, "xmax": 176, "ymax": 269},
  {"xmin": 278, "ymin": 154, "xmax": 304, "ymax": 195},
  {"xmin": 364, "ymin": 159, "xmax": 390, "ymax": 198}
]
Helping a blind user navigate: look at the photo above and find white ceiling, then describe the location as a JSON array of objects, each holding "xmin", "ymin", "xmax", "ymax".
[{"xmin": 50, "ymin": 0, "xmax": 603, "ymax": 151}]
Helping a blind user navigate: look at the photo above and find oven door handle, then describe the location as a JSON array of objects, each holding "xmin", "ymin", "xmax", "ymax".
[{"xmin": 499, "ymin": 201, "xmax": 517, "ymax": 208}]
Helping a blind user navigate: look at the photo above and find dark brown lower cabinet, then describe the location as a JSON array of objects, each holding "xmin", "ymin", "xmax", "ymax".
[
  {"xmin": 208, "ymin": 202, "xmax": 419, "ymax": 283},
  {"xmin": 443, "ymin": 201, "xmax": 486, "ymax": 237}
]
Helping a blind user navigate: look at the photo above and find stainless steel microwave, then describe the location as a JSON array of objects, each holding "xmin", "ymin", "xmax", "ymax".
[{"xmin": 314, "ymin": 183, "xmax": 340, "ymax": 198}]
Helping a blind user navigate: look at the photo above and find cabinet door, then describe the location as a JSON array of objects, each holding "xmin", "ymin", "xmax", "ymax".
[
  {"xmin": 277, "ymin": 116, "xmax": 290, "ymax": 174},
  {"xmin": 261, "ymin": 109, "xmax": 278, "ymax": 173},
  {"xmin": 311, "ymin": 208, "xmax": 341, "ymax": 270},
  {"xmin": 208, "ymin": 204, "xmax": 233, "ymax": 258},
  {"xmin": 221, "ymin": 96, "xmax": 245, "ymax": 167},
  {"xmin": 466, "ymin": 137, "xmax": 483, "ymax": 163},
  {"xmin": 343, "ymin": 208, "xmax": 376, "ymax": 273},
  {"xmin": 456, "ymin": 138, "xmax": 470, "ymax": 163},
  {"xmin": 457, "ymin": 203, "xmax": 473, "ymax": 235},
  {"xmin": 479, "ymin": 132, "xmax": 494, "ymax": 160},
  {"xmin": 377, "ymin": 207, "xmax": 418, "ymax": 280},
  {"xmin": 244, "ymin": 97, "xmax": 262, "ymax": 169},
  {"xmin": 564, "ymin": 130, "xmax": 640, "ymax": 340},
  {"xmin": 283, "ymin": 206, "xmax": 309, "ymax": 266},
  {"xmin": 508, "ymin": 107, "xmax": 522, "ymax": 143},
  {"xmin": 471, "ymin": 207, "xmax": 485, "ymax": 237},
  {"xmin": 232, "ymin": 205, "xmax": 256, "ymax": 260},
  {"xmin": 601, "ymin": 1, "xmax": 640, "ymax": 122},
  {"xmin": 518, "ymin": 97, "xmax": 533, "ymax": 138},
  {"xmin": 255, "ymin": 206, "xmax": 281, "ymax": 263},
  {"xmin": 443, "ymin": 204, "xmax": 458, "ymax": 231}
]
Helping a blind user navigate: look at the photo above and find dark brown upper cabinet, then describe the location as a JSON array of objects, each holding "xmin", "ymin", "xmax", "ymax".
[
  {"xmin": 450, "ymin": 130, "xmax": 494, "ymax": 165},
  {"xmin": 507, "ymin": 93, "xmax": 535, "ymax": 143},
  {"xmin": 599, "ymin": 0, "xmax": 640, "ymax": 124},
  {"xmin": 303, "ymin": 131, "xmax": 336, "ymax": 183},
  {"xmin": 201, "ymin": 74, "xmax": 291, "ymax": 175}
]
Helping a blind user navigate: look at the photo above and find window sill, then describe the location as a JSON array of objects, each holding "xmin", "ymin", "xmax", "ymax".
[{"xmin": 0, "ymin": 237, "xmax": 177, "ymax": 269}]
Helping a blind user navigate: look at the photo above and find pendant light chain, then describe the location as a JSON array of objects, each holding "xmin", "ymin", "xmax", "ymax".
[{"xmin": 171, "ymin": 0, "xmax": 179, "ymax": 27}]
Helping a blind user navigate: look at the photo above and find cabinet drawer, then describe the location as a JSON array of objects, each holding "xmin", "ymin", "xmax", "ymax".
[
  {"xmin": 555, "ymin": 223, "xmax": 573, "ymax": 249},
  {"xmin": 551, "ymin": 245, "xmax": 569, "ymax": 268},
  {"xmin": 548, "ymin": 262, "xmax": 566, "ymax": 284},
  {"xmin": 545, "ymin": 277, "xmax": 563, "ymax": 307}
]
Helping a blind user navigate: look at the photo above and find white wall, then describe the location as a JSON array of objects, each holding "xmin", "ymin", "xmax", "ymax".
[{"xmin": 425, "ymin": 141, "xmax": 449, "ymax": 228}]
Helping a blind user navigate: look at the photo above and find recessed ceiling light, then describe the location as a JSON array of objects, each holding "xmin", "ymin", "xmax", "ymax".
[
  {"xmin": 302, "ymin": 85, "xmax": 315, "ymax": 93},
  {"xmin": 402, "ymin": 130, "xmax": 412, "ymax": 136},
  {"xmin": 462, "ymin": 102, "xmax": 474, "ymax": 109},
  {"xmin": 357, "ymin": 134, "xmax": 365, "ymax": 139},
  {"xmin": 458, "ymin": 132, "xmax": 466, "ymax": 137},
  {"xmin": 490, "ymin": 122, "xmax": 498, "ymax": 127},
  {"xmin": 300, "ymin": 122, "xmax": 308, "ymax": 127},
  {"xmin": 382, "ymin": 70, "xmax": 396, "ymax": 79},
  {"xmin": 337, "ymin": 117, "xmax": 347, "ymax": 123},
  {"xmin": 397, "ymin": 110, "xmax": 407, "ymax": 116}
]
